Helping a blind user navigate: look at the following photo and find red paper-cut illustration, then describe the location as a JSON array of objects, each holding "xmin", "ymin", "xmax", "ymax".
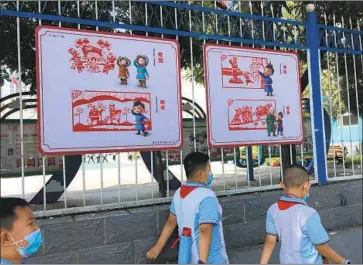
[
  {"xmin": 68, "ymin": 38, "xmax": 116, "ymax": 74},
  {"xmin": 228, "ymin": 99, "xmax": 276, "ymax": 131},
  {"xmin": 72, "ymin": 90, "xmax": 152, "ymax": 132},
  {"xmin": 48, "ymin": 157, "xmax": 56, "ymax": 166},
  {"xmin": 26, "ymin": 158, "xmax": 35, "ymax": 167},
  {"xmin": 221, "ymin": 55, "xmax": 268, "ymax": 89}
]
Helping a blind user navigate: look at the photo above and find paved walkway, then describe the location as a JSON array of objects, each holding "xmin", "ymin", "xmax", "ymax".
[{"xmin": 229, "ymin": 226, "xmax": 362, "ymax": 264}]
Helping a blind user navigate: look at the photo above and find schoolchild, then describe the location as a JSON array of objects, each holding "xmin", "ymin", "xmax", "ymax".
[
  {"xmin": 260, "ymin": 165, "xmax": 350, "ymax": 264},
  {"xmin": 146, "ymin": 152, "xmax": 229, "ymax": 264},
  {"xmin": 1, "ymin": 197, "xmax": 42, "ymax": 264}
]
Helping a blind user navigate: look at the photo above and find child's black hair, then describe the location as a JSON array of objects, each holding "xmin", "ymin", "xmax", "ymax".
[
  {"xmin": 0, "ymin": 197, "xmax": 30, "ymax": 230},
  {"xmin": 133, "ymin": 101, "xmax": 145, "ymax": 109},
  {"xmin": 278, "ymin": 112, "xmax": 283, "ymax": 118},
  {"xmin": 183, "ymin": 152, "xmax": 210, "ymax": 180},
  {"xmin": 266, "ymin": 63, "xmax": 275, "ymax": 75}
]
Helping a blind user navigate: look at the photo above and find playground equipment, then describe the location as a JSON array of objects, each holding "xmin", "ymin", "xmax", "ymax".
[{"xmin": 234, "ymin": 146, "xmax": 265, "ymax": 168}]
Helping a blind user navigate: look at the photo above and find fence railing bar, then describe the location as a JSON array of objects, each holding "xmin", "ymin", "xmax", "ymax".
[
  {"xmin": 174, "ymin": 0, "xmax": 178, "ymax": 41},
  {"xmin": 357, "ymin": 19, "xmax": 363, "ymax": 174},
  {"xmin": 100, "ymin": 153, "xmax": 104, "ymax": 204},
  {"xmin": 145, "ymin": 1, "xmax": 149, "ymax": 37},
  {"xmin": 37, "ymin": 0, "xmax": 47, "ymax": 211},
  {"xmin": 180, "ymin": 149, "xmax": 183, "ymax": 183},
  {"xmin": 16, "ymin": 1, "xmax": 25, "ymax": 199},
  {"xmin": 166, "ymin": 151, "xmax": 170, "ymax": 197},
  {"xmin": 117, "ymin": 153, "xmax": 121, "ymax": 202},
  {"xmin": 319, "ymin": 46, "xmax": 363, "ymax": 56},
  {"xmin": 144, "ymin": 0, "xmax": 306, "ymax": 26},
  {"xmin": 42, "ymin": 156, "xmax": 46, "ymax": 211},
  {"xmin": 135, "ymin": 155, "xmax": 138, "ymax": 201},
  {"xmin": 151, "ymin": 151, "xmax": 154, "ymax": 200},
  {"xmin": 188, "ymin": 1, "xmax": 197, "ymax": 151},
  {"xmin": 332, "ymin": 13, "xmax": 347, "ymax": 178},
  {"xmin": 324, "ymin": 13, "xmax": 337, "ymax": 178},
  {"xmin": 349, "ymin": 17, "xmax": 361, "ymax": 176},
  {"xmin": 0, "ymin": 10, "xmax": 308, "ymax": 50},
  {"xmin": 233, "ymin": 148, "xmax": 238, "ymax": 189},
  {"xmin": 81, "ymin": 155, "xmax": 86, "ymax": 206},
  {"xmin": 318, "ymin": 24, "xmax": 363, "ymax": 35},
  {"xmin": 341, "ymin": 17, "xmax": 355, "ymax": 175},
  {"xmin": 221, "ymin": 148, "xmax": 226, "ymax": 192},
  {"xmin": 62, "ymin": 156, "xmax": 67, "ymax": 208}
]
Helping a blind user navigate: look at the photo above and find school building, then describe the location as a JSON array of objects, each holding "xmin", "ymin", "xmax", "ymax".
[{"xmin": 331, "ymin": 114, "xmax": 363, "ymax": 155}]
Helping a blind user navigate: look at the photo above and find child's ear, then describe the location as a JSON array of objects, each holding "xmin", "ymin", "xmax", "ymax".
[
  {"xmin": 280, "ymin": 181, "xmax": 285, "ymax": 190},
  {"xmin": 0, "ymin": 231, "xmax": 12, "ymax": 247}
]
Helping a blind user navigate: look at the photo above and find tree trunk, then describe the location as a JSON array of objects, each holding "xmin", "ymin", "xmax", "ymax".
[
  {"xmin": 153, "ymin": 151, "xmax": 166, "ymax": 197},
  {"xmin": 281, "ymin": 144, "xmax": 297, "ymax": 172},
  {"xmin": 235, "ymin": 146, "xmax": 240, "ymax": 163}
]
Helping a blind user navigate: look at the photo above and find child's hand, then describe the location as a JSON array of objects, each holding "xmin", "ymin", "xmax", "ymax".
[{"xmin": 146, "ymin": 244, "xmax": 162, "ymax": 260}]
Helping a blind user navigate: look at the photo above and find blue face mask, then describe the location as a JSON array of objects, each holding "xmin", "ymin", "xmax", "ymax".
[
  {"xmin": 205, "ymin": 172, "xmax": 214, "ymax": 186},
  {"xmin": 10, "ymin": 229, "xmax": 43, "ymax": 258},
  {"xmin": 303, "ymin": 192, "xmax": 310, "ymax": 201}
]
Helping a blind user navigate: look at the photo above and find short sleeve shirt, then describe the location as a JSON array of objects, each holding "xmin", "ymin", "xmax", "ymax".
[{"xmin": 266, "ymin": 195, "xmax": 329, "ymax": 264}]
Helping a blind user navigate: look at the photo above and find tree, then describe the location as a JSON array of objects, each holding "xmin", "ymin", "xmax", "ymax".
[
  {"xmin": 74, "ymin": 107, "xmax": 83, "ymax": 124},
  {"xmin": 123, "ymin": 107, "xmax": 130, "ymax": 122}
]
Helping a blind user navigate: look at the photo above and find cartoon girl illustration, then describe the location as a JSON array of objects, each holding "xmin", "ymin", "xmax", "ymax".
[
  {"xmin": 131, "ymin": 101, "xmax": 149, "ymax": 136},
  {"xmin": 117, "ymin": 56, "xmax": 131, "ymax": 85},
  {"xmin": 259, "ymin": 63, "xmax": 275, "ymax": 96},
  {"xmin": 133, "ymin": 54, "xmax": 149, "ymax": 88}
]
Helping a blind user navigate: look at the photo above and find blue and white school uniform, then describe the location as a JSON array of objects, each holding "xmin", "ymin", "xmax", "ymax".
[
  {"xmin": 0, "ymin": 259, "xmax": 13, "ymax": 264},
  {"xmin": 170, "ymin": 182, "xmax": 229, "ymax": 264},
  {"xmin": 266, "ymin": 195, "xmax": 330, "ymax": 264}
]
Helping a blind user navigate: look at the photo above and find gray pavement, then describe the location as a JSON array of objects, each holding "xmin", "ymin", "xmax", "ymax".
[{"xmin": 229, "ymin": 226, "xmax": 362, "ymax": 264}]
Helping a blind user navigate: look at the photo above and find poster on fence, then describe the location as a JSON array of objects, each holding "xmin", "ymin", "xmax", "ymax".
[
  {"xmin": 36, "ymin": 26, "xmax": 183, "ymax": 155},
  {"xmin": 204, "ymin": 44, "xmax": 303, "ymax": 147},
  {"xmin": 0, "ymin": 121, "xmax": 62, "ymax": 176}
]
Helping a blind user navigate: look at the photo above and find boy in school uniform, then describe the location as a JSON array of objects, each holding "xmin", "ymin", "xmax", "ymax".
[
  {"xmin": 146, "ymin": 151, "xmax": 229, "ymax": 264},
  {"xmin": 260, "ymin": 165, "xmax": 350, "ymax": 264},
  {"xmin": 1, "ymin": 197, "xmax": 43, "ymax": 264}
]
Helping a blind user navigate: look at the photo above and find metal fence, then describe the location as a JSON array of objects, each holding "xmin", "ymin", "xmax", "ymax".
[{"xmin": 0, "ymin": 1, "xmax": 362, "ymax": 217}]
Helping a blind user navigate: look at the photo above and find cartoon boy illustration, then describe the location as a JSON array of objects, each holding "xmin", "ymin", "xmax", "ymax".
[
  {"xmin": 131, "ymin": 101, "xmax": 149, "ymax": 136},
  {"xmin": 266, "ymin": 108, "xmax": 276, "ymax": 137},
  {"xmin": 117, "ymin": 56, "xmax": 131, "ymax": 85},
  {"xmin": 276, "ymin": 111, "xmax": 284, "ymax": 136},
  {"xmin": 259, "ymin": 63, "xmax": 274, "ymax": 96},
  {"xmin": 133, "ymin": 54, "xmax": 149, "ymax": 88}
]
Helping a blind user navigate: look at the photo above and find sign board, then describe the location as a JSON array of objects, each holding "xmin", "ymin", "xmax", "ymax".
[
  {"xmin": 204, "ymin": 44, "xmax": 303, "ymax": 147},
  {"xmin": 36, "ymin": 26, "xmax": 183, "ymax": 155},
  {"xmin": 217, "ymin": 0, "xmax": 234, "ymax": 10},
  {"xmin": 0, "ymin": 120, "xmax": 63, "ymax": 177}
]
